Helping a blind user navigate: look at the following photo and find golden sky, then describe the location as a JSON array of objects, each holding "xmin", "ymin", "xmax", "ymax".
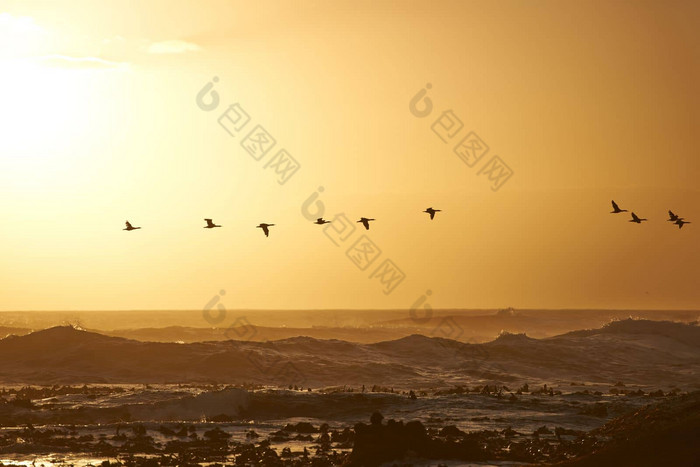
[{"xmin": 1, "ymin": 0, "xmax": 699, "ymax": 312}]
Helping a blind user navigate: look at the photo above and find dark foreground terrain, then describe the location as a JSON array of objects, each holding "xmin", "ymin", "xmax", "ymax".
[
  {"xmin": 0, "ymin": 320, "xmax": 697, "ymax": 465},
  {"xmin": 0, "ymin": 388, "xmax": 698, "ymax": 466}
]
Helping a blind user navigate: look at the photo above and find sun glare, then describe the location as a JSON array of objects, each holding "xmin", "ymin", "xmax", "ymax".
[
  {"xmin": 0, "ymin": 60, "xmax": 101, "ymax": 185},
  {"xmin": 0, "ymin": 14, "xmax": 125, "ymax": 194}
]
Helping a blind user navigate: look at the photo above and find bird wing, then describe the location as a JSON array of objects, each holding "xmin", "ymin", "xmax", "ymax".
[
  {"xmin": 429, "ymin": 211, "xmax": 435, "ymax": 220},
  {"xmin": 612, "ymin": 200, "xmax": 620, "ymax": 210},
  {"xmin": 262, "ymin": 225, "xmax": 269, "ymax": 235},
  {"xmin": 631, "ymin": 213, "xmax": 639, "ymax": 221},
  {"xmin": 205, "ymin": 219, "xmax": 214, "ymax": 227},
  {"xmin": 125, "ymin": 221, "xmax": 132, "ymax": 229}
]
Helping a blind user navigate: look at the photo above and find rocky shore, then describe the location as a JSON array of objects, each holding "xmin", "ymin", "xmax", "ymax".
[{"xmin": 0, "ymin": 389, "xmax": 697, "ymax": 466}]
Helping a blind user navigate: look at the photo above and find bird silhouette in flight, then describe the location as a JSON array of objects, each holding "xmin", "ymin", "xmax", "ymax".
[
  {"xmin": 629, "ymin": 212, "xmax": 647, "ymax": 224},
  {"xmin": 123, "ymin": 221, "xmax": 141, "ymax": 231},
  {"xmin": 314, "ymin": 218, "xmax": 331, "ymax": 225},
  {"xmin": 256, "ymin": 223, "xmax": 275, "ymax": 237},
  {"xmin": 357, "ymin": 217, "xmax": 375, "ymax": 230},
  {"xmin": 610, "ymin": 200, "xmax": 628, "ymax": 213},
  {"xmin": 423, "ymin": 207, "xmax": 441, "ymax": 220},
  {"xmin": 675, "ymin": 219, "xmax": 691, "ymax": 229},
  {"xmin": 667, "ymin": 210, "xmax": 683, "ymax": 222},
  {"xmin": 204, "ymin": 219, "xmax": 221, "ymax": 229}
]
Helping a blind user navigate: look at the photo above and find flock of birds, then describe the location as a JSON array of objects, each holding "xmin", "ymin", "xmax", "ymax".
[
  {"xmin": 122, "ymin": 202, "xmax": 690, "ymax": 237},
  {"xmin": 122, "ymin": 207, "xmax": 443, "ymax": 237},
  {"xmin": 611, "ymin": 200, "xmax": 691, "ymax": 229}
]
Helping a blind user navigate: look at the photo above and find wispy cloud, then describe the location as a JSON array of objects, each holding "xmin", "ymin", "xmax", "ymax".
[
  {"xmin": 147, "ymin": 39, "xmax": 201, "ymax": 54},
  {"xmin": 37, "ymin": 54, "xmax": 129, "ymax": 71},
  {"xmin": 0, "ymin": 12, "xmax": 45, "ymax": 35},
  {"xmin": 0, "ymin": 12, "xmax": 48, "ymax": 59}
]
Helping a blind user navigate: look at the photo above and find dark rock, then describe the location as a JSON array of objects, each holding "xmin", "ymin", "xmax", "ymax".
[
  {"xmin": 439, "ymin": 425, "xmax": 465, "ymax": 437},
  {"xmin": 203, "ymin": 427, "xmax": 230, "ymax": 441},
  {"xmin": 349, "ymin": 414, "xmax": 486, "ymax": 466},
  {"xmin": 283, "ymin": 422, "xmax": 318, "ymax": 433}
]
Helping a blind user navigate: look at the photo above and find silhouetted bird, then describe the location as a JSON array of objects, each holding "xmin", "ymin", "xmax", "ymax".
[
  {"xmin": 204, "ymin": 219, "xmax": 221, "ymax": 228},
  {"xmin": 256, "ymin": 223, "xmax": 275, "ymax": 237},
  {"xmin": 675, "ymin": 219, "xmax": 691, "ymax": 229},
  {"xmin": 629, "ymin": 212, "xmax": 647, "ymax": 224},
  {"xmin": 423, "ymin": 207, "xmax": 441, "ymax": 220},
  {"xmin": 667, "ymin": 210, "xmax": 683, "ymax": 222},
  {"xmin": 314, "ymin": 218, "xmax": 331, "ymax": 225},
  {"xmin": 123, "ymin": 221, "xmax": 141, "ymax": 231},
  {"xmin": 357, "ymin": 217, "xmax": 375, "ymax": 230},
  {"xmin": 610, "ymin": 200, "xmax": 627, "ymax": 213}
]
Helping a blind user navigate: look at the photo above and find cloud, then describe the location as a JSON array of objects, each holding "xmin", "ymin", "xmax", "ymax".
[
  {"xmin": 36, "ymin": 54, "xmax": 129, "ymax": 71},
  {"xmin": 147, "ymin": 39, "xmax": 201, "ymax": 54},
  {"xmin": 0, "ymin": 12, "xmax": 45, "ymax": 36},
  {"xmin": 0, "ymin": 12, "xmax": 48, "ymax": 59}
]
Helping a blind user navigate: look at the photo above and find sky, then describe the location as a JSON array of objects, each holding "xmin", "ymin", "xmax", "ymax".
[{"xmin": 1, "ymin": 0, "xmax": 699, "ymax": 312}]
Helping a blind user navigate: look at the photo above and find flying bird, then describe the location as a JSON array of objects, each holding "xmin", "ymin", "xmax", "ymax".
[
  {"xmin": 610, "ymin": 200, "xmax": 627, "ymax": 213},
  {"xmin": 314, "ymin": 218, "xmax": 331, "ymax": 225},
  {"xmin": 204, "ymin": 219, "xmax": 221, "ymax": 228},
  {"xmin": 256, "ymin": 223, "xmax": 275, "ymax": 237},
  {"xmin": 423, "ymin": 207, "xmax": 441, "ymax": 220},
  {"xmin": 667, "ymin": 210, "xmax": 683, "ymax": 222},
  {"xmin": 357, "ymin": 217, "xmax": 375, "ymax": 230},
  {"xmin": 629, "ymin": 212, "xmax": 647, "ymax": 224},
  {"xmin": 675, "ymin": 219, "xmax": 691, "ymax": 229},
  {"xmin": 123, "ymin": 221, "xmax": 141, "ymax": 231}
]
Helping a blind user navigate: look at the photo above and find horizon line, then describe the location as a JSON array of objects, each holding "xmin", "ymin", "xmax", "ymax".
[{"xmin": 1, "ymin": 307, "xmax": 699, "ymax": 313}]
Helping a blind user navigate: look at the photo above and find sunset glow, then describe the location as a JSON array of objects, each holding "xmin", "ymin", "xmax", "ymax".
[{"xmin": 1, "ymin": 1, "xmax": 698, "ymax": 313}]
